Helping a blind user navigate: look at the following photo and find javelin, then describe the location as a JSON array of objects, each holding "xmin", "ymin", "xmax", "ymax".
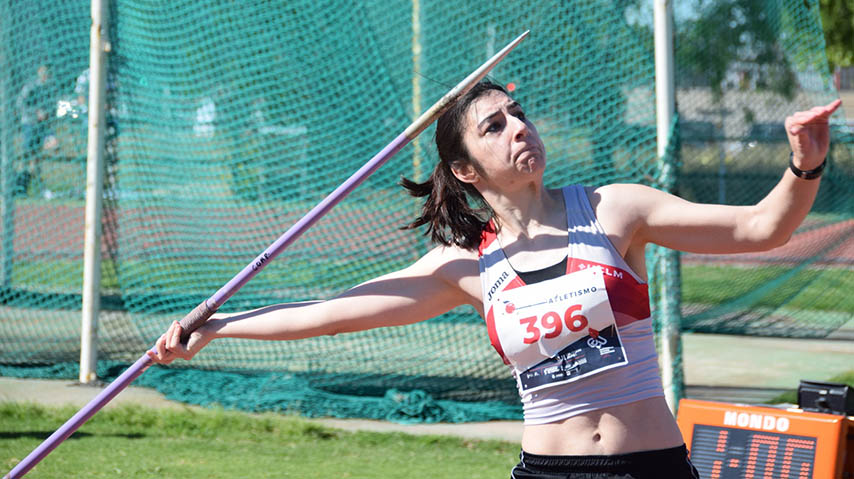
[{"xmin": 4, "ymin": 30, "xmax": 529, "ymax": 479}]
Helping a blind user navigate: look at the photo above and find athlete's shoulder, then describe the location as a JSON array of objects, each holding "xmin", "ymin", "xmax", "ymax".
[
  {"xmin": 590, "ymin": 182, "xmax": 660, "ymax": 197},
  {"xmin": 413, "ymin": 244, "xmax": 478, "ymax": 282},
  {"xmin": 586, "ymin": 183, "xmax": 658, "ymax": 247},
  {"xmin": 587, "ymin": 183, "xmax": 659, "ymax": 209},
  {"xmin": 421, "ymin": 243, "xmax": 479, "ymax": 264}
]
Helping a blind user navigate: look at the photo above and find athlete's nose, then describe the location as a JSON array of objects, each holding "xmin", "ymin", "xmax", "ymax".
[{"xmin": 511, "ymin": 115, "xmax": 529, "ymax": 142}]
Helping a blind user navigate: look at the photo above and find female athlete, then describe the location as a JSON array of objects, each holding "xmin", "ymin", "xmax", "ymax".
[{"xmin": 149, "ymin": 80, "xmax": 840, "ymax": 478}]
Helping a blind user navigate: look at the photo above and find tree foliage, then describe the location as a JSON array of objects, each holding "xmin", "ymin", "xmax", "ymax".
[
  {"xmin": 675, "ymin": 0, "xmax": 796, "ymax": 99},
  {"xmin": 673, "ymin": 0, "xmax": 852, "ymax": 96},
  {"xmin": 819, "ymin": 0, "xmax": 854, "ymax": 69}
]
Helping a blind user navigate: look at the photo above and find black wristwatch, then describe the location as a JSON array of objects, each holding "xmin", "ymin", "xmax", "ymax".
[{"xmin": 789, "ymin": 152, "xmax": 825, "ymax": 180}]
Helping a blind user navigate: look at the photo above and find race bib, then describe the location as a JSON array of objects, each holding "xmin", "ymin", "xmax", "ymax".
[{"xmin": 493, "ymin": 267, "xmax": 627, "ymax": 393}]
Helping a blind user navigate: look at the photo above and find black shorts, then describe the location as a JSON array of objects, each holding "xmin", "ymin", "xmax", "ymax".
[{"xmin": 510, "ymin": 445, "xmax": 701, "ymax": 479}]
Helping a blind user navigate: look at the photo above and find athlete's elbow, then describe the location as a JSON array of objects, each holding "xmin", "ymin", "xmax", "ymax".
[
  {"xmin": 312, "ymin": 315, "xmax": 353, "ymax": 337},
  {"xmin": 747, "ymin": 229, "xmax": 791, "ymax": 252},
  {"xmin": 323, "ymin": 324, "xmax": 345, "ymax": 337},
  {"xmin": 322, "ymin": 317, "xmax": 371, "ymax": 337},
  {"xmin": 739, "ymin": 214, "xmax": 791, "ymax": 252},
  {"xmin": 768, "ymin": 232, "xmax": 792, "ymax": 250}
]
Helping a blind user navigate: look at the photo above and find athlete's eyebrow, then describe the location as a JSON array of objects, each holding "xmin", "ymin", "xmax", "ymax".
[{"xmin": 477, "ymin": 101, "xmax": 521, "ymax": 129}]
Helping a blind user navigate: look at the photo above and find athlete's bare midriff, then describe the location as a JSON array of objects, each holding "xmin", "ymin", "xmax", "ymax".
[{"xmin": 520, "ymin": 396, "xmax": 685, "ymax": 455}]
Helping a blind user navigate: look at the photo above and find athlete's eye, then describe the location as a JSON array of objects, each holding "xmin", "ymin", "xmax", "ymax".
[{"xmin": 486, "ymin": 121, "xmax": 502, "ymax": 133}]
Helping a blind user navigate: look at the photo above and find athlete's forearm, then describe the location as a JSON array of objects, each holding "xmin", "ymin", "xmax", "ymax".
[
  {"xmin": 202, "ymin": 300, "xmax": 331, "ymax": 341},
  {"xmin": 186, "ymin": 250, "xmax": 467, "ymax": 346},
  {"xmin": 150, "ymin": 299, "xmax": 345, "ymax": 364},
  {"xmin": 747, "ymin": 167, "xmax": 821, "ymax": 248}
]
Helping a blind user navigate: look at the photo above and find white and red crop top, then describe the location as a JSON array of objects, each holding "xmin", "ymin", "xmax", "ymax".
[{"xmin": 478, "ymin": 184, "xmax": 664, "ymax": 425}]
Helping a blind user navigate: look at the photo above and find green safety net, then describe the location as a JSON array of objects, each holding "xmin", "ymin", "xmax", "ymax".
[
  {"xmin": 672, "ymin": 0, "xmax": 854, "ymax": 339},
  {"xmin": 0, "ymin": 0, "xmax": 850, "ymax": 422}
]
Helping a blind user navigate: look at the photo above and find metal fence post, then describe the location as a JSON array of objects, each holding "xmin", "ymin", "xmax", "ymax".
[{"xmin": 80, "ymin": 0, "xmax": 110, "ymax": 384}]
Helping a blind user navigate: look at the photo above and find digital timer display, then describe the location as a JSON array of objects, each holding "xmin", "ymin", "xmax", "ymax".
[
  {"xmin": 690, "ymin": 425, "xmax": 816, "ymax": 478},
  {"xmin": 677, "ymin": 399, "xmax": 851, "ymax": 479}
]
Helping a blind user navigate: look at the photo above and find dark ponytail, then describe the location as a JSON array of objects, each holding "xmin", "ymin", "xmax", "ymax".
[
  {"xmin": 400, "ymin": 161, "xmax": 492, "ymax": 250},
  {"xmin": 400, "ymin": 80, "xmax": 507, "ymax": 250}
]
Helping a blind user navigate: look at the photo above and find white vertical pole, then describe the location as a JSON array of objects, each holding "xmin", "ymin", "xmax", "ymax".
[
  {"xmin": 411, "ymin": 0, "xmax": 422, "ymax": 182},
  {"xmin": 655, "ymin": 0, "xmax": 675, "ymax": 161},
  {"xmin": 80, "ymin": 0, "xmax": 110, "ymax": 384},
  {"xmin": 654, "ymin": 0, "xmax": 683, "ymax": 415},
  {"xmin": 0, "ymin": 8, "xmax": 14, "ymax": 289}
]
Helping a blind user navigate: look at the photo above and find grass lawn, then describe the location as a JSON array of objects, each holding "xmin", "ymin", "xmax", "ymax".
[
  {"xmin": 1, "ymin": 403, "xmax": 518, "ymax": 479},
  {"xmin": 681, "ymin": 264, "xmax": 854, "ymax": 314}
]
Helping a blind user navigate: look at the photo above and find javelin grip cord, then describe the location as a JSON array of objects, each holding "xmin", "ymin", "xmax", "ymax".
[{"xmin": 178, "ymin": 301, "xmax": 217, "ymax": 342}]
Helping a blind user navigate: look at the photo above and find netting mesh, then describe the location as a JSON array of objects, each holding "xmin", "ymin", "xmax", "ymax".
[
  {"xmin": 673, "ymin": 0, "xmax": 854, "ymax": 338},
  {"xmin": 0, "ymin": 0, "xmax": 850, "ymax": 422}
]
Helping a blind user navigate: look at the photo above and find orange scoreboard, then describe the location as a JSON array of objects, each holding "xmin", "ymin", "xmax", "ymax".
[{"xmin": 677, "ymin": 399, "xmax": 853, "ymax": 479}]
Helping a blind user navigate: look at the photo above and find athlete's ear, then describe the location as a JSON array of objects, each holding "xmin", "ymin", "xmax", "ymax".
[{"xmin": 450, "ymin": 161, "xmax": 479, "ymax": 185}]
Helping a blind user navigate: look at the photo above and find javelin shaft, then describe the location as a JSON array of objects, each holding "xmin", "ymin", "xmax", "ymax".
[{"xmin": 4, "ymin": 30, "xmax": 528, "ymax": 479}]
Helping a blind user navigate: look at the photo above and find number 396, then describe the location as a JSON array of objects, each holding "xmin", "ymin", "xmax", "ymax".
[{"xmin": 519, "ymin": 305, "xmax": 588, "ymax": 344}]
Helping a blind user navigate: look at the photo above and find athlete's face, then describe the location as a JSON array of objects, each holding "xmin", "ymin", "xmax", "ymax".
[{"xmin": 458, "ymin": 90, "xmax": 546, "ymax": 190}]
